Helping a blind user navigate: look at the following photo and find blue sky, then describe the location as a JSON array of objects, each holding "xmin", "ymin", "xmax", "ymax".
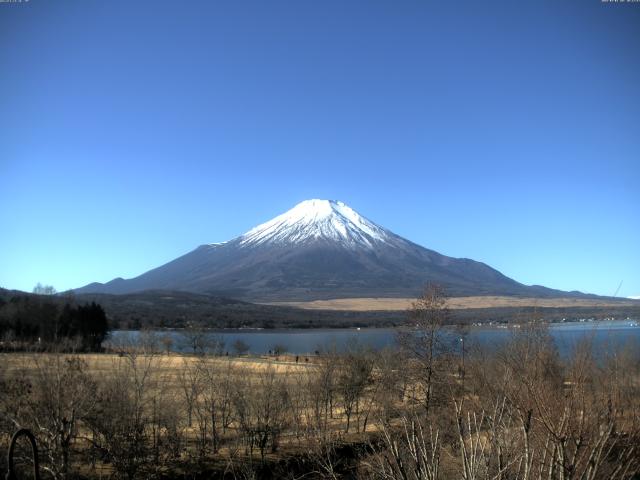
[{"xmin": 1, "ymin": 0, "xmax": 638, "ymax": 297}]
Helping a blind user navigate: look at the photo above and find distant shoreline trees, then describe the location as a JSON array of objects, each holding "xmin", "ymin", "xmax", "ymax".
[
  {"xmin": 32, "ymin": 282, "xmax": 57, "ymax": 296},
  {"xmin": 0, "ymin": 293, "xmax": 109, "ymax": 351}
]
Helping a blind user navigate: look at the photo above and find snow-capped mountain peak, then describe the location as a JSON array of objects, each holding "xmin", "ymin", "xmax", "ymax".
[
  {"xmin": 75, "ymin": 198, "xmax": 586, "ymax": 301},
  {"xmin": 239, "ymin": 199, "xmax": 391, "ymax": 248}
]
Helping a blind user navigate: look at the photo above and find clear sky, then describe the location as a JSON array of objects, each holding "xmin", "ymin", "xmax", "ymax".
[{"xmin": 1, "ymin": 0, "xmax": 638, "ymax": 297}]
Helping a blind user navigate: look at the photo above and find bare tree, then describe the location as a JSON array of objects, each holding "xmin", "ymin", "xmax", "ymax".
[
  {"xmin": 233, "ymin": 339, "xmax": 250, "ymax": 356},
  {"xmin": 369, "ymin": 414, "xmax": 441, "ymax": 480},
  {"xmin": 33, "ymin": 283, "xmax": 57, "ymax": 295},
  {"xmin": 398, "ymin": 283, "xmax": 450, "ymax": 414},
  {"xmin": 178, "ymin": 358, "xmax": 201, "ymax": 429},
  {"xmin": 9, "ymin": 354, "xmax": 95, "ymax": 479},
  {"xmin": 463, "ymin": 323, "xmax": 640, "ymax": 480},
  {"xmin": 271, "ymin": 343, "xmax": 288, "ymax": 357},
  {"xmin": 192, "ymin": 358, "xmax": 237, "ymax": 455},
  {"xmin": 336, "ymin": 343, "xmax": 374, "ymax": 433},
  {"xmin": 86, "ymin": 351, "xmax": 162, "ymax": 479},
  {"xmin": 375, "ymin": 347, "xmax": 410, "ymax": 422},
  {"xmin": 160, "ymin": 333, "xmax": 174, "ymax": 355},
  {"xmin": 309, "ymin": 349, "xmax": 339, "ymax": 433},
  {"xmin": 232, "ymin": 366, "xmax": 291, "ymax": 463},
  {"xmin": 305, "ymin": 429, "xmax": 345, "ymax": 480},
  {"xmin": 149, "ymin": 389, "xmax": 185, "ymax": 464},
  {"xmin": 181, "ymin": 324, "xmax": 209, "ymax": 355},
  {"xmin": 209, "ymin": 334, "xmax": 226, "ymax": 356}
]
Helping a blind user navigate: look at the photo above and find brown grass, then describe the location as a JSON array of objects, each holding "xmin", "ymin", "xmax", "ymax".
[
  {"xmin": 264, "ymin": 296, "xmax": 639, "ymax": 311},
  {"xmin": 0, "ymin": 352, "xmax": 316, "ymax": 378}
]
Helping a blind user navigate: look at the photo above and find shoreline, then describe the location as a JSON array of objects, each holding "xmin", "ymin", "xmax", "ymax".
[{"xmin": 109, "ymin": 318, "xmax": 640, "ymax": 335}]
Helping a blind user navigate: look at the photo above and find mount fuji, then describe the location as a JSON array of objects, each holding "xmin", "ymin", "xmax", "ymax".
[{"xmin": 75, "ymin": 199, "xmax": 578, "ymax": 301}]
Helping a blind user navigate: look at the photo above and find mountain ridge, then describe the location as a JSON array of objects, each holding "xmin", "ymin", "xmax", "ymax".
[{"xmin": 74, "ymin": 199, "xmax": 600, "ymax": 301}]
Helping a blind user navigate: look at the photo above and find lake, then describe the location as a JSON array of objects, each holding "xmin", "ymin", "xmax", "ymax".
[{"xmin": 108, "ymin": 319, "xmax": 639, "ymax": 358}]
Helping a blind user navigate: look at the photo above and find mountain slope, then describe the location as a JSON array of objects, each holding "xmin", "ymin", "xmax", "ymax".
[{"xmin": 75, "ymin": 199, "xmax": 585, "ymax": 301}]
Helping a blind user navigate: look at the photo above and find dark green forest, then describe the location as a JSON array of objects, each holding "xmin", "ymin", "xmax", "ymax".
[{"xmin": 0, "ymin": 294, "xmax": 108, "ymax": 351}]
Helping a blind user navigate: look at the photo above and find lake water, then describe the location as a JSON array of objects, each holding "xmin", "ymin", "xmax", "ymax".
[{"xmin": 108, "ymin": 319, "xmax": 639, "ymax": 358}]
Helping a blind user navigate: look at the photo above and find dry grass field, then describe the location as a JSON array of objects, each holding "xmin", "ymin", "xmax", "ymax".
[
  {"xmin": 1, "ymin": 352, "xmax": 323, "ymax": 402},
  {"xmin": 1, "ymin": 351, "xmax": 371, "ymax": 478},
  {"xmin": 2, "ymin": 329, "xmax": 639, "ymax": 479},
  {"xmin": 266, "ymin": 295, "xmax": 640, "ymax": 311}
]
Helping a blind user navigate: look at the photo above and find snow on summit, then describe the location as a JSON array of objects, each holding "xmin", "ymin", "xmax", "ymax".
[{"xmin": 239, "ymin": 199, "xmax": 391, "ymax": 248}]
